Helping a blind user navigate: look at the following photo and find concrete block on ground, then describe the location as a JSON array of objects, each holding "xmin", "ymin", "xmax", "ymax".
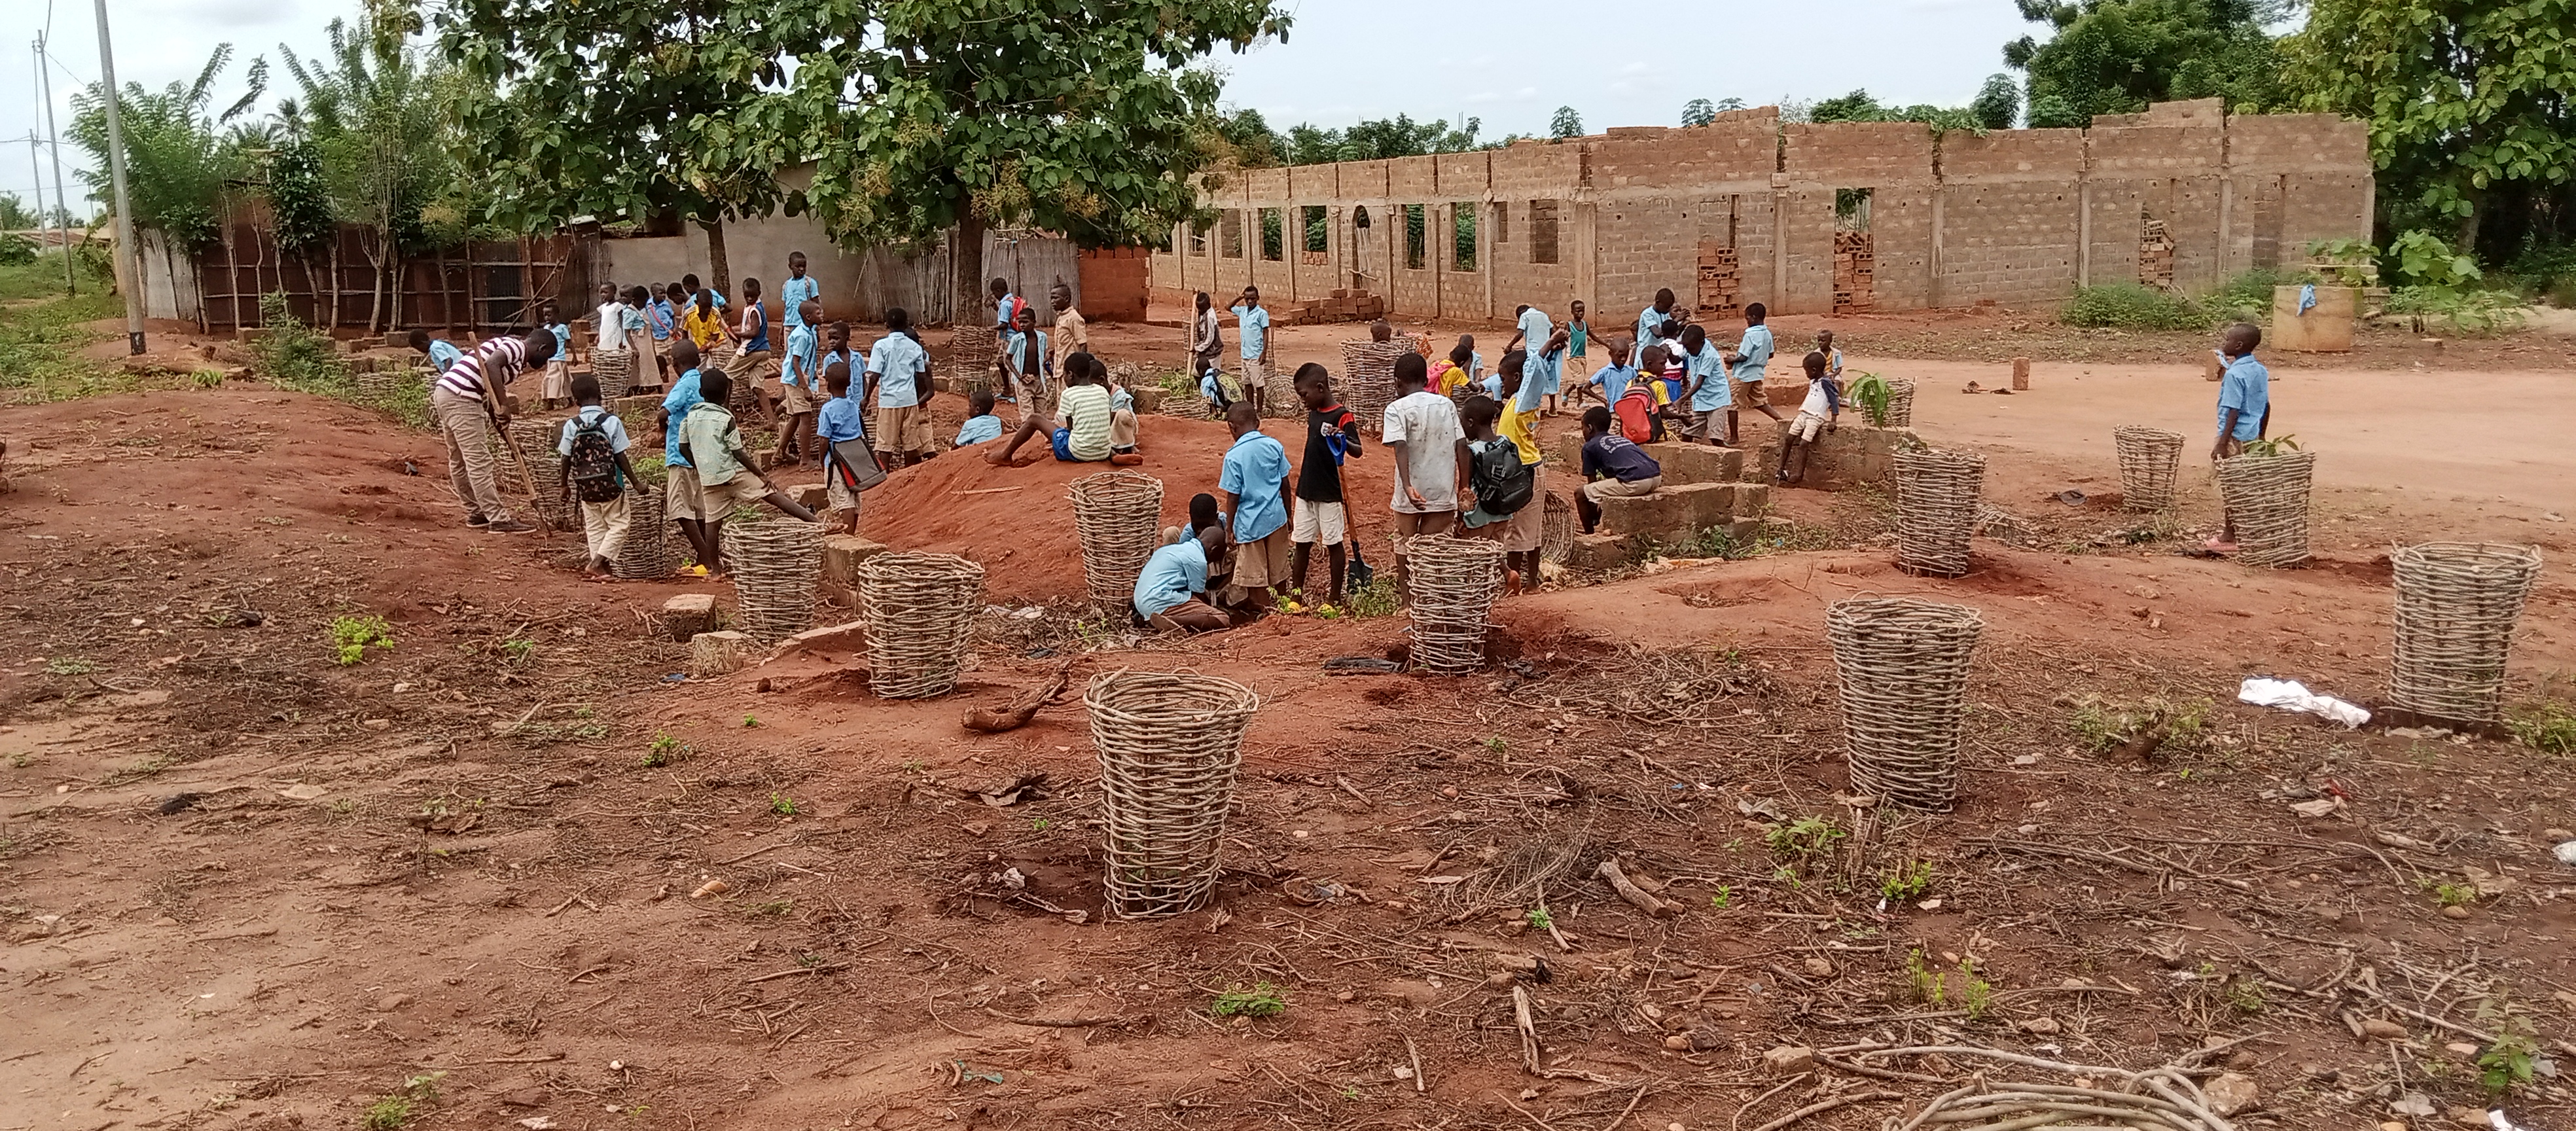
[
  {"xmin": 819, "ymin": 581, "xmax": 859, "ymax": 609},
  {"xmin": 791, "ymin": 483, "xmax": 828, "ymax": 511},
  {"xmin": 236, "ymin": 327, "xmax": 270, "ymax": 345},
  {"xmin": 661, "ymin": 593, "xmax": 718, "ymax": 642},
  {"xmin": 762, "ymin": 619, "xmax": 866, "ymax": 662},
  {"xmin": 1129, "ymin": 386, "xmax": 1165, "ymax": 413},
  {"xmin": 1563, "ymin": 532, "xmax": 1636, "ymax": 571},
  {"xmin": 1645, "ymin": 442, "xmax": 1745, "ymax": 485},
  {"xmin": 689, "ymin": 630, "xmax": 752, "ymax": 677},
  {"xmin": 1734, "ymin": 482, "xmax": 1770, "ymax": 516},
  {"xmin": 822, "ymin": 535, "xmax": 889, "ymax": 587},
  {"xmin": 1597, "ymin": 482, "xmax": 1739, "ymax": 539},
  {"xmin": 382, "ymin": 331, "xmax": 409, "ymax": 349}
]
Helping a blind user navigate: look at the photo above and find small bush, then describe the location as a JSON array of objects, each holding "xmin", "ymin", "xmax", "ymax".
[
  {"xmin": 251, "ymin": 293, "xmax": 353, "ymax": 395},
  {"xmin": 2206, "ymin": 269, "xmax": 2285, "ymax": 321},
  {"xmin": 1209, "ymin": 982, "xmax": 1288, "ymax": 1018},
  {"xmin": 2061, "ymin": 283, "xmax": 2211, "ymax": 331},
  {"xmin": 0, "ymin": 234, "xmax": 35, "ymax": 266},
  {"xmin": 330, "ymin": 615, "xmax": 395, "ymax": 666}
]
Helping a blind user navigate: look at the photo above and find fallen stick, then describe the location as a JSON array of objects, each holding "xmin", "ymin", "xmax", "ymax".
[
  {"xmin": 1745, "ymin": 1089, "xmax": 1901, "ymax": 1131},
  {"xmin": 1404, "ymin": 1034, "xmax": 1425, "ymax": 1094},
  {"xmin": 1595, "ymin": 859, "xmax": 1673, "ymax": 917},
  {"xmin": 717, "ymin": 841, "xmax": 795, "ymax": 866},
  {"xmin": 1512, "ymin": 985, "xmax": 1541, "ymax": 1074},
  {"xmin": 1599, "ymin": 1083, "xmax": 1650, "ymax": 1131},
  {"xmin": 745, "ymin": 962, "xmax": 851, "ymax": 984},
  {"xmin": 961, "ymin": 664, "xmax": 1071, "ymax": 734},
  {"xmin": 982, "ymin": 1010, "xmax": 1126, "ymax": 1028}
]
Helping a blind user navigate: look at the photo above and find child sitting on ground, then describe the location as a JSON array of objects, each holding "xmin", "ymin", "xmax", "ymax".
[
  {"xmin": 1776, "ymin": 350, "xmax": 1840, "ymax": 485},
  {"xmin": 556, "ymin": 372, "xmax": 641, "ymax": 578},
  {"xmin": 817, "ymin": 361, "xmax": 872, "ymax": 536},
  {"xmin": 953, "ymin": 388, "xmax": 1005, "ymax": 447},
  {"xmin": 1576, "ymin": 404, "xmax": 1664, "ymax": 534},
  {"xmin": 987, "ymin": 353, "xmax": 1144, "ymax": 467},
  {"xmin": 672, "ymin": 369, "xmax": 819, "ymax": 576}
]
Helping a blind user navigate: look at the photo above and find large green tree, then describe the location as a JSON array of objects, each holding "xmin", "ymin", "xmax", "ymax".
[
  {"xmin": 2286, "ymin": 0, "xmax": 2576, "ymax": 261},
  {"xmin": 279, "ymin": 13, "xmax": 463, "ymax": 331},
  {"xmin": 2005, "ymin": 0, "xmax": 2289, "ymax": 127},
  {"xmin": 68, "ymin": 45, "xmax": 268, "ymax": 250}
]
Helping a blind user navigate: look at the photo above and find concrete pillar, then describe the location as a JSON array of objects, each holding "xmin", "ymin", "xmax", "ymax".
[{"xmin": 1573, "ymin": 198, "xmax": 1599, "ymax": 318}]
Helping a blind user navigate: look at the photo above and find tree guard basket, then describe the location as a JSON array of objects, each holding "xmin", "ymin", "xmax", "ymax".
[
  {"xmin": 1088, "ymin": 669, "xmax": 1260, "ymax": 919},
  {"xmin": 1880, "ymin": 378, "xmax": 1916, "ymax": 427},
  {"xmin": 1894, "ymin": 448, "xmax": 1985, "ymax": 577},
  {"xmin": 507, "ymin": 418, "xmax": 573, "ymax": 530},
  {"xmin": 859, "ymin": 551, "xmax": 986, "ymax": 698},
  {"xmin": 2113, "ymin": 425, "xmax": 2185, "ymax": 512},
  {"xmin": 591, "ymin": 350, "xmax": 635, "ymax": 399},
  {"xmin": 2389, "ymin": 541, "xmax": 2543, "ymax": 725},
  {"xmin": 948, "ymin": 331, "xmax": 998, "ymax": 394},
  {"xmin": 1539, "ymin": 492, "xmax": 1575, "ymax": 565},
  {"xmin": 1828, "ymin": 597, "xmax": 1984, "ymax": 810},
  {"xmin": 1339, "ymin": 341, "xmax": 1410, "ymax": 435},
  {"xmin": 722, "ymin": 519, "xmax": 824, "ymax": 643},
  {"xmin": 611, "ymin": 486, "xmax": 673, "ymax": 579},
  {"xmin": 1069, "ymin": 471, "xmax": 1166, "ymax": 613},
  {"xmin": 1897, "ymin": 1071, "xmax": 2237, "ymax": 1131},
  {"xmin": 2214, "ymin": 450, "xmax": 2316, "ymax": 567},
  {"xmin": 1406, "ymin": 534, "xmax": 1509, "ymax": 674}
]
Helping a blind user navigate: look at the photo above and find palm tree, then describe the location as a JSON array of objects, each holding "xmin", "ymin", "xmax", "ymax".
[{"xmin": 276, "ymin": 13, "xmax": 459, "ymax": 331}]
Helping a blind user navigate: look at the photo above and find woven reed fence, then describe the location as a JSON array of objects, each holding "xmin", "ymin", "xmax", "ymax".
[
  {"xmin": 1894, "ymin": 448, "xmax": 1985, "ymax": 577},
  {"xmin": 859, "ymin": 551, "xmax": 986, "ymax": 698},
  {"xmin": 1069, "ymin": 471, "xmax": 1166, "ymax": 612},
  {"xmin": 2113, "ymin": 426, "xmax": 2185, "ymax": 512},
  {"xmin": 2389, "ymin": 542, "xmax": 2543, "ymax": 725},
  {"xmin": 2214, "ymin": 450, "xmax": 2315, "ymax": 567},
  {"xmin": 723, "ymin": 519, "xmax": 824, "ymax": 643},
  {"xmin": 1407, "ymin": 535, "xmax": 1508, "ymax": 673},
  {"xmin": 1089, "ymin": 670, "xmax": 1261, "ymax": 918},
  {"xmin": 1828, "ymin": 598, "xmax": 1984, "ymax": 810}
]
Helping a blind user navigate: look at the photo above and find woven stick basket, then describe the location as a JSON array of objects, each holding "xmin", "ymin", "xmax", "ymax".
[
  {"xmin": 611, "ymin": 485, "xmax": 673, "ymax": 579},
  {"xmin": 1088, "ymin": 669, "xmax": 1261, "ymax": 919},
  {"xmin": 1539, "ymin": 492, "xmax": 1575, "ymax": 565},
  {"xmin": 1895, "ymin": 1071, "xmax": 2236, "ymax": 1131},
  {"xmin": 722, "ymin": 519, "xmax": 824, "ymax": 643},
  {"xmin": 507, "ymin": 418, "xmax": 574, "ymax": 530},
  {"xmin": 1828, "ymin": 598, "xmax": 1984, "ymax": 810},
  {"xmin": 1069, "ymin": 471, "xmax": 1166, "ymax": 612},
  {"xmin": 859, "ymin": 551, "xmax": 986, "ymax": 698},
  {"xmin": 1339, "ymin": 340, "xmax": 1411, "ymax": 435},
  {"xmin": 1894, "ymin": 448, "xmax": 1985, "ymax": 577},
  {"xmin": 948, "ymin": 331, "xmax": 998, "ymax": 394},
  {"xmin": 1407, "ymin": 534, "xmax": 1509, "ymax": 674},
  {"xmin": 2389, "ymin": 542, "xmax": 2543, "ymax": 725},
  {"xmin": 1880, "ymin": 378, "xmax": 1916, "ymax": 427},
  {"xmin": 592, "ymin": 350, "xmax": 635, "ymax": 399},
  {"xmin": 2113, "ymin": 425, "xmax": 2186, "ymax": 512},
  {"xmin": 2214, "ymin": 449, "xmax": 2316, "ymax": 567}
]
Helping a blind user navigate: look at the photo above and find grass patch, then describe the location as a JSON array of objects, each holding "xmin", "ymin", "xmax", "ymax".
[
  {"xmin": 2069, "ymin": 695, "xmax": 2211, "ymax": 759},
  {"xmin": 250, "ymin": 292, "xmax": 433, "ymax": 429},
  {"xmin": 2507, "ymin": 701, "xmax": 2575, "ymax": 757},
  {"xmin": 2060, "ymin": 283, "xmax": 2212, "ymax": 331},
  {"xmin": 330, "ymin": 615, "xmax": 395, "ymax": 666},
  {"xmin": 361, "ymin": 1072, "xmax": 444, "ymax": 1130},
  {"xmin": 0, "ymin": 257, "xmax": 147, "ymax": 404},
  {"xmin": 1209, "ymin": 982, "xmax": 1288, "ymax": 1018}
]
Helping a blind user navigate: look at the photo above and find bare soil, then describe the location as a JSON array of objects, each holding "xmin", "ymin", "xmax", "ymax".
[{"xmin": 3, "ymin": 316, "xmax": 2574, "ymax": 1131}]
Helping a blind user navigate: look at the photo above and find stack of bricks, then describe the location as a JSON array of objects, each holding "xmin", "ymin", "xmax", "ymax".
[
  {"xmin": 1832, "ymin": 231, "xmax": 1875, "ymax": 313},
  {"xmin": 1279, "ymin": 289, "xmax": 1385, "ymax": 324},
  {"xmin": 2138, "ymin": 219, "xmax": 2175, "ymax": 290},
  {"xmin": 1694, "ymin": 243, "xmax": 1742, "ymax": 319}
]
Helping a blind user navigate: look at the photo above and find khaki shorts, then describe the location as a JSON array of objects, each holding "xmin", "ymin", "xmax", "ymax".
[
  {"xmin": 778, "ymin": 382, "xmax": 815, "ymax": 415},
  {"xmin": 727, "ymin": 348, "xmax": 775, "ymax": 382},
  {"xmin": 1790, "ymin": 410, "xmax": 1829, "ymax": 442},
  {"xmin": 875, "ymin": 403, "xmax": 934, "ymax": 452},
  {"xmin": 1732, "ymin": 378, "xmax": 1768, "ymax": 408},
  {"xmin": 1391, "ymin": 511, "xmax": 1456, "ymax": 539},
  {"xmin": 1229, "ymin": 526, "xmax": 1295, "ymax": 593},
  {"xmin": 1687, "ymin": 408, "xmax": 1725, "ymax": 439},
  {"xmin": 664, "ymin": 465, "xmax": 704, "ymax": 522},
  {"xmin": 1499, "ymin": 465, "xmax": 1545, "ymax": 552},
  {"xmin": 827, "ymin": 473, "xmax": 860, "ymax": 521},
  {"xmin": 1581, "ymin": 474, "xmax": 1662, "ymax": 503},
  {"xmin": 696, "ymin": 473, "xmax": 769, "ymax": 520},
  {"xmin": 1291, "ymin": 497, "xmax": 1347, "ymax": 545}
]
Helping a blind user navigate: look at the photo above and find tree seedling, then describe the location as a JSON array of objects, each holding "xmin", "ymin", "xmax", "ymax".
[
  {"xmin": 1209, "ymin": 982, "xmax": 1287, "ymax": 1018},
  {"xmin": 769, "ymin": 793, "xmax": 798, "ymax": 816},
  {"xmin": 330, "ymin": 615, "xmax": 395, "ymax": 666},
  {"xmin": 642, "ymin": 733, "xmax": 685, "ymax": 768}
]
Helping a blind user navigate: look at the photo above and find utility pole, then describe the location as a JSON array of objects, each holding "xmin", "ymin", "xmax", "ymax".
[
  {"xmin": 24, "ymin": 132, "xmax": 43, "ymax": 243},
  {"xmin": 90, "ymin": 0, "xmax": 143, "ymax": 354},
  {"xmin": 37, "ymin": 31, "xmax": 75, "ymax": 295}
]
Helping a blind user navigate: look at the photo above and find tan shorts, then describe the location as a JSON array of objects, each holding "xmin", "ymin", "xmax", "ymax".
[
  {"xmin": 1581, "ymin": 474, "xmax": 1662, "ymax": 503},
  {"xmin": 1291, "ymin": 497, "xmax": 1347, "ymax": 545},
  {"xmin": 1228, "ymin": 526, "xmax": 1295, "ymax": 592},
  {"xmin": 727, "ymin": 348, "xmax": 775, "ymax": 382},
  {"xmin": 779, "ymin": 382, "xmax": 815, "ymax": 415},
  {"xmin": 1499, "ymin": 465, "xmax": 1545, "ymax": 552},
  {"xmin": 827, "ymin": 474, "xmax": 860, "ymax": 521},
  {"xmin": 697, "ymin": 473, "xmax": 768, "ymax": 520},
  {"xmin": 1732, "ymin": 378, "xmax": 1768, "ymax": 408},
  {"xmin": 1790, "ymin": 410, "xmax": 1829, "ymax": 442},
  {"xmin": 664, "ymin": 465, "xmax": 704, "ymax": 522},
  {"xmin": 875, "ymin": 403, "xmax": 934, "ymax": 452}
]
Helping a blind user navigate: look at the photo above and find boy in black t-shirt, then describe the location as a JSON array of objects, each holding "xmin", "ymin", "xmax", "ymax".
[{"xmin": 1287, "ymin": 363, "xmax": 1361, "ymax": 607}]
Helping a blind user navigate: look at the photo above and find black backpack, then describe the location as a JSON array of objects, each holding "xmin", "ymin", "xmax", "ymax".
[
  {"xmin": 566, "ymin": 413, "xmax": 623, "ymax": 503},
  {"xmin": 1470, "ymin": 439, "xmax": 1535, "ymax": 516}
]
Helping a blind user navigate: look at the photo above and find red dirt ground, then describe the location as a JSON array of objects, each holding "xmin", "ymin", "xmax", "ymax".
[{"xmin": 4, "ymin": 321, "xmax": 2575, "ymax": 1131}]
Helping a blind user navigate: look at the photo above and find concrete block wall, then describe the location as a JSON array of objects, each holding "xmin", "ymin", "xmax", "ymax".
[{"xmin": 1143, "ymin": 101, "xmax": 2370, "ymax": 327}]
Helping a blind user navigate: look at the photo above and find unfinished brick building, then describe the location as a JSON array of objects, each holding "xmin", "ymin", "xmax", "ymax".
[{"xmin": 1149, "ymin": 99, "xmax": 2372, "ymax": 325}]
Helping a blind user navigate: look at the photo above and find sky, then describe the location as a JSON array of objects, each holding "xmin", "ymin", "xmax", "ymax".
[{"xmin": 0, "ymin": 0, "xmax": 2037, "ymax": 223}]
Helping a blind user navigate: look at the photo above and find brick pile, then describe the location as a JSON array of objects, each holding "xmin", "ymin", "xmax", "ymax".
[
  {"xmin": 1833, "ymin": 231, "xmax": 1876, "ymax": 313},
  {"xmin": 2138, "ymin": 218, "xmax": 2175, "ymax": 290},
  {"xmin": 1694, "ymin": 242, "xmax": 1742, "ymax": 319}
]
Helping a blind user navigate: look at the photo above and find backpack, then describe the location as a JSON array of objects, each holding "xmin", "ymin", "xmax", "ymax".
[
  {"xmin": 1469, "ymin": 439, "xmax": 1535, "ymax": 517},
  {"xmin": 566, "ymin": 413, "xmax": 623, "ymax": 503},
  {"xmin": 1615, "ymin": 387, "xmax": 1659, "ymax": 444}
]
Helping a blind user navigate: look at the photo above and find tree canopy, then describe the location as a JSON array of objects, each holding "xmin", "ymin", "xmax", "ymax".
[
  {"xmin": 1548, "ymin": 106, "xmax": 1584, "ymax": 139},
  {"xmin": 1218, "ymin": 111, "xmax": 1487, "ymax": 168},
  {"xmin": 2004, "ymin": 0, "xmax": 2289, "ymax": 126},
  {"xmin": 2286, "ymin": 0, "xmax": 2576, "ymax": 261},
  {"xmin": 67, "ymin": 45, "xmax": 268, "ymax": 249}
]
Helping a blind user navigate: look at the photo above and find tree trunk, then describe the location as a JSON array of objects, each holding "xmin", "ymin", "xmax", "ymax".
[
  {"xmin": 702, "ymin": 218, "xmax": 731, "ymax": 296},
  {"xmin": 953, "ymin": 209, "xmax": 986, "ymax": 330},
  {"xmin": 364, "ymin": 234, "xmax": 385, "ymax": 336}
]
